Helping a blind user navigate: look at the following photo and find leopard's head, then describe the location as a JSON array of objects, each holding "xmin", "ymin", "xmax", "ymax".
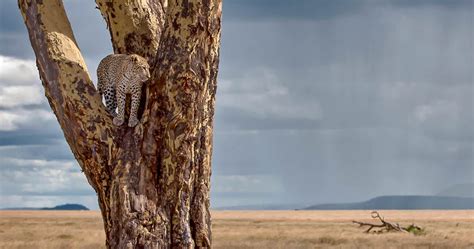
[{"xmin": 129, "ymin": 54, "xmax": 150, "ymax": 82}]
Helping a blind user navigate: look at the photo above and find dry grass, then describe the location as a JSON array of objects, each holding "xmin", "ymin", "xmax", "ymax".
[
  {"xmin": 0, "ymin": 211, "xmax": 104, "ymax": 249},
  {"xmin": 213, "ymin": 210, "xmax": 474, "ymax": 249},
  {"xmin": 0, "ymin": 210, "xmax": 473, "ymax": 249}
]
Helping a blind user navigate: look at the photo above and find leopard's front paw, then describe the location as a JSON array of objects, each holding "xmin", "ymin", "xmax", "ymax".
[
  {"xmin": 113, "ymin": 117, "xmax": 124, "ymax": 126},
  {"xmin": 128, "ymin": 117, "xmax": 139, "ymax": 127}
]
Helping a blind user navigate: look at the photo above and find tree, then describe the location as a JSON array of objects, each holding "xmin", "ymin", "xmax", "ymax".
[{"xmin": 18, "ymin": 0, "xmax": 221, "ymax": 248}]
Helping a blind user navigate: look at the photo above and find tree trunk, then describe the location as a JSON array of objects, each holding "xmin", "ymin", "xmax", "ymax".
[{"xmin": 18, "ymin": 0, "xmax": 221, "ymax": 248}]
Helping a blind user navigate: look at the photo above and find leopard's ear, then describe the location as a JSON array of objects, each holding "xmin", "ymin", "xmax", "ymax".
[{"xmin": 129, "ymin": 54, "xmax": 139, "ymax": 63}]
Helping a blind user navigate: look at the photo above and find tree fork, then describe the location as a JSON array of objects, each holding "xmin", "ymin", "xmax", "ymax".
[
  {"xmin": 18, "ymin": 0, "xmax": 222, "ymax": 248},
  {"xmin": 95, "ymin": 0, "xmax": 167, "ymax": 65}
]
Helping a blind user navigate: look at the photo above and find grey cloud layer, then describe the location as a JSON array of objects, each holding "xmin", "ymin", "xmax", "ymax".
[
  {"xmin": 223, "ymin": 0, "xmax": 364, "ymax": 21},
  {"xmin": 0, "ymin": 1, "xmax": 110, "ymax": 209},
  {"xmin": 0, "ymin": 0, "xmax": 472, "ymax": 209},
  {"xmin": 215, "ymin": 1, "xmax": 473, "ymax": 206},
  {"xmin": 222, "ymin": 0, "xmax": 472, "ymax": 21}
]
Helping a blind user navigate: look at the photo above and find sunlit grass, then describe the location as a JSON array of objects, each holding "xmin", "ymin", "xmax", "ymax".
[{"xmin": 0, "ymin": 210, "xmax": 473, "ymax": 248}]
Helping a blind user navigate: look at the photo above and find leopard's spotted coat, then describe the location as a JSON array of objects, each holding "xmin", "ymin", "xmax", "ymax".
[{"xmin": 97, "ymin": 54, "xmax": 150, "ymax": 127}]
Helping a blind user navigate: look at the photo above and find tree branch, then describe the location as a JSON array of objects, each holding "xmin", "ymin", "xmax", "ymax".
[
  {"xmin": 95, "ymin": 0, "xmax": 167, "ymax": 64},
  {"xmin": 18, "ymin": 0, "xmax": 114, "ymax": 191}
]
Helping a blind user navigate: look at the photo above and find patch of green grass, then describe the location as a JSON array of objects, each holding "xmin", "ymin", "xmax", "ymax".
[{"xmin": 405, "ymin": 224, "xmax": 426, "ymax": 236}]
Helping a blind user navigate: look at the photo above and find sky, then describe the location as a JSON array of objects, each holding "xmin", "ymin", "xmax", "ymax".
[{"xmin": 0, "ymin": 0, "xmax": 472, "ymax": 209}]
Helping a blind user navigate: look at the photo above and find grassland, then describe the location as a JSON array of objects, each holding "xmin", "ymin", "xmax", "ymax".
[{"xmin": 0, "ymin": 210, "xmax": 473, "ymax": 248}]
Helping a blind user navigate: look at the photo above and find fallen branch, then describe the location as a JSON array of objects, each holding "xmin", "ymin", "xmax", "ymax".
[{"xmin": 353, "ymin": 211, "xmax": 424, "ymax": 235}]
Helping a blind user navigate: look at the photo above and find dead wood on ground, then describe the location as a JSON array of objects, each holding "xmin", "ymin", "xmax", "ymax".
[{"xmin": 353, "ymin": 211, "xmax": 424, "ymax": 235}]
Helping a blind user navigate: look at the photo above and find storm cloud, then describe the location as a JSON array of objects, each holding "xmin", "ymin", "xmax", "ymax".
[{"xmin": 0, "ymin": 0, "xmax": 472, "ymax": 209}]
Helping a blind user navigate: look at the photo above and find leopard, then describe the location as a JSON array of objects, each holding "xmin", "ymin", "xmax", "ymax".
[{"xmin": 97, "ymin": 54, "xmax": 150, "ymax": 127}]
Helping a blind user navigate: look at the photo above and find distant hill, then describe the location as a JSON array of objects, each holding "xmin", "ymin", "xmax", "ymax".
[
  {"xmin": 436, "ymin": 183, "xmax": 474, "ymax": 198},
  {"xmin": 41, "ymin": 204, "xmax": 89, "ymax": 210},
  {"xmin": 2, "ymin": 203, "xmax": 89, "ymax": 211},
  {"xmin": 303, "ymin": 196, "xmax": 474, "ymax": 210}
]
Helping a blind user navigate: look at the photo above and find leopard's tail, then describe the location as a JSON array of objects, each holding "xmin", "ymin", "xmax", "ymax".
[
  {"xmin": 97, "ymin": 79, "xmax": 104, "ymax": 96},
  {"xmin": 96, "ymin": 68, "xmax": 105, "ymax": 96}
]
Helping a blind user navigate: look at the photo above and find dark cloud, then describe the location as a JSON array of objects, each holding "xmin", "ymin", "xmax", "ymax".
[
  {"xmin": 222, "ymin": 0, "xmax": 473, "ymax": 22},
  {"xmin": 0, "ymin": 1, "xmax": 106, "ymax": 209},
  {"xmin": 220, "ymin": 7, "xmax": 472, "ymax": 86},
  {"xmin": 0, "ymin": 1, "xmax": 24, "ymax": 33},
  {"xmin": 215, "ymin": 107, "xmax": 321, "ymax": 131},
  {"xmin": 0, "ymin": 0, "xmax": 111, "ymax": 60},
  {"xmin": 0, "ymin": 1, "xmax": 32, "ymax": 58},
  {"xmin": 223, "ymin": 0, "xmax": 365, "ymax": 21},
  {"xmin": 0, "ymin": 131, "xmax": 62, "ymax": 146},
  {"xmin": 213, "ymin": 0, "xmax": 473, "ymax": 206},
  {"xmin": 63, "ymin": 0, "xmax": 113, "ymax": 60},
  {"xmin": 0, "ymin": 0, "xmax": 472, "ymax": 209},
  {"xmin": 0, "ymin": 34, "xmax": 32, "ymax": 58},
  {"xmin": 389, "ymin": 0, "xmax": 473, "ymax": 8},
  {"xmin": 213, "ymin": 127, "xmax": 474, "ymax": 205}
]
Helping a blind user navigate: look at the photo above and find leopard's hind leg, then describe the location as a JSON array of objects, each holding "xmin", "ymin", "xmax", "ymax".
[
  {"xmin": 104, "ymin": 86, "xmax": 117, "ymax": 116},
  {"xmin": 128, "ymin": 86, "xmax": 141, "ymax": 127},
  {"xmin": 113, "ymin": 86, "xmax": 126, "ymax": 126}
]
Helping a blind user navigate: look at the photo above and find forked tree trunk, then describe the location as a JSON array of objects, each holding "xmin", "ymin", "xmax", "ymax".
[{"xmin": 18, "ymin": 0, "xmax": 221, "ymax": 248}]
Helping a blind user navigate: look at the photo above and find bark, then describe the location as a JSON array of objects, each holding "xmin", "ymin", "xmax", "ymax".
[
  {"xmin": 18, "ymin": 0, "xmax": 221, "ymax": 248},
  {"xmin": 95, "ymin": 0, "xmax": 167, "ymax": 65}
]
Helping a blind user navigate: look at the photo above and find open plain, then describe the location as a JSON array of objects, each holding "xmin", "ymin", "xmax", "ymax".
[{"xmin": 0, "ymin": 210, "xmax": 473, "ymax": 248}]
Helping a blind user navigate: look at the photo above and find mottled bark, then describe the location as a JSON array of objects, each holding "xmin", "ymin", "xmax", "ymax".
[
  {"xmin": 18, "ymin": 0, "xmax": 221, "ymax": 248},
  {"xmin": 95, "ymin": 0, "xmax": 167, "ymax": 65}
]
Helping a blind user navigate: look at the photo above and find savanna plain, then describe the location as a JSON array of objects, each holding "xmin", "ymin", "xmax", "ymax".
[{"xmin": 0, "ymin": 210, "xmax": 472, "ymax": 249}]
